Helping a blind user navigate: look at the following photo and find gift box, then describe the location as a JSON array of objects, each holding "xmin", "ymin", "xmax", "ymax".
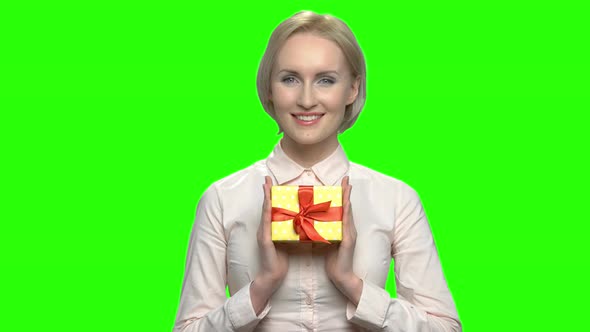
[{"xmin": 271, "ymin": 185, "xmax": 342, "ymax": 243}]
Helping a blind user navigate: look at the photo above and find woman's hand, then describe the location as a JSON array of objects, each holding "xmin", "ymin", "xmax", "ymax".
[
  {"xmin": 325, "ymin": 176, "xmax": 363, "ymax": 305},
  {"xmin": 250, "ymin": 176, "xmax": 289, "ymax": 315}
]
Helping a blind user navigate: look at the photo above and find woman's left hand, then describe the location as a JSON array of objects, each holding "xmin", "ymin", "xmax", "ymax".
[{"xmin": 325, "ymin": 176, "xmax": 363, "ymax": 305}]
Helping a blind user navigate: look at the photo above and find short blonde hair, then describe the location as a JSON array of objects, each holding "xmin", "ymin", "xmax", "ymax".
[{"xmin": 256, "ymin": 11, "xmax": 367, "ymax": 134}]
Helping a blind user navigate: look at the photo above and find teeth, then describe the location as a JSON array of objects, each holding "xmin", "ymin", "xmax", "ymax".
[{"xmin": 296, "ymin": 114, "xmax": 321, "ymax": 121}]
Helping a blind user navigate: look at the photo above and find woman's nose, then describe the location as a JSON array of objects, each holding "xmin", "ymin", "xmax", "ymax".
[{"xmin": 297, "ymin": 83, "xmax": 318, "ymax": 109}]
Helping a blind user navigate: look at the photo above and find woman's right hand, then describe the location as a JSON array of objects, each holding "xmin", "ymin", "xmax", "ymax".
[{"xmin": 250, "ymin": 176, "xmax": 289, "ymax": 314}]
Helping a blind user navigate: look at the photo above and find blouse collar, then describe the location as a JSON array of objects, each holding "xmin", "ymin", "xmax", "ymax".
[{"xmin": 266, "ymin": 140, "xmax": 350, "ymax": 186}]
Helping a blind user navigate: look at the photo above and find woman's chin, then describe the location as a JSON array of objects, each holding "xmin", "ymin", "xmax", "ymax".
[{"xmin": 282, "ymin": 132, "xmax": 336, "ymax": 148}]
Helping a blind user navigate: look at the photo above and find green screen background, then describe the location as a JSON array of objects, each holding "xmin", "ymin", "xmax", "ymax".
[{"xmin": 2, "ymin": 1, "xmax": 588, "ymax": 331}]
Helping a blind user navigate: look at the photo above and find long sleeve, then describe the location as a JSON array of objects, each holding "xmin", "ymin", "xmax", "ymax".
[
  {"xmin": 173, "ymin": 185, "xmax": 270, "ymax": 332},
  {"xmin": 346, "ymin": 186, "xmax": 461, "ymax": 332}
]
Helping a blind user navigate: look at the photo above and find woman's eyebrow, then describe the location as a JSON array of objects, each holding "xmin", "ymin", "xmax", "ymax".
[{"xmin": 278, "ymin": 69, "xmax": 341, "ymax": 77}]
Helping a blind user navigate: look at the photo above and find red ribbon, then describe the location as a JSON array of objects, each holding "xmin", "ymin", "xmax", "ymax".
[{"xmin": 271, "ymin": 186, "xmax": 342, "ymax": 244}]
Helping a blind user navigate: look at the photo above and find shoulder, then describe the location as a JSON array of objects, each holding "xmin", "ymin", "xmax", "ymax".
[
  {"xmin": 349, "ymin": 162, "xmax": 420, "ymax": 202},
  {"xmin": 202, "ymin": 159, "xmax": 270, "ymax": 201},
  {"xmin": 213, "ymin": 159, "xmax": 267, "ymax": 186}
]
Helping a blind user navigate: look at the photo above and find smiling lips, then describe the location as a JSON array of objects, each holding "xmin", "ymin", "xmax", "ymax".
[{"xmin": 292, "ymin": 113, "xmax": 325, "ymax": 126}]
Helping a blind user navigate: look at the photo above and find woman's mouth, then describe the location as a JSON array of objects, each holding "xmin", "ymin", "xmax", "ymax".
[{"xmin": 292, "ymin": 113, "xmax": 324, "ymax": 126}]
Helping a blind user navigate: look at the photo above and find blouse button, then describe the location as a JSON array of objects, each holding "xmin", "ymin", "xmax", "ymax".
[{"xmin": 305, "ymin": 295, "xmax": 312, "ymax": 305}]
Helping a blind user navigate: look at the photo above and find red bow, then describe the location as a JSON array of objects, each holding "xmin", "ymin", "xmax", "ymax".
[{"xmin": 271, "ymin": 186, "xmax": 342, "ymax": 244}]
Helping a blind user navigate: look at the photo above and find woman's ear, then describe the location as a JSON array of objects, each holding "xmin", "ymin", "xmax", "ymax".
[{"xmin": 346, "ymin": 76, "xmax": 361, "ymax": 105}]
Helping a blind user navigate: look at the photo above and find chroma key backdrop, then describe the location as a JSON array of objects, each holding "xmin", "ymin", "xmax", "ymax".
[{"xmin": 1, "ymin": 1, "xmax": 587, "ymax": 331}]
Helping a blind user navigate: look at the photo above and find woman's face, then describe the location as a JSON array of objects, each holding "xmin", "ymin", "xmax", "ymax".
[{"xmin": 270, "ymin": 33, "xmax": 359, "ymax": 148}]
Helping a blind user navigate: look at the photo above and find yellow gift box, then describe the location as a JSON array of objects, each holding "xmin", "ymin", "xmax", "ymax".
[{"xmin": 271, "ymin": 185, "xmax": 342, "ymax": 243}]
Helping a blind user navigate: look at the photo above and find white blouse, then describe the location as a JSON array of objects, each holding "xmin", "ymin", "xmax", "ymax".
[{"xmin": 173, "ymin": 143, "xmax": 461, "ymax": 331}]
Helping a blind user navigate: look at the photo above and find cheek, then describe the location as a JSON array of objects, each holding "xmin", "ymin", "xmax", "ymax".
[
  {"xmin": 320, "ymin": 89, "xmax": 351, "ymax": 109},
  {"xmin": 271, "ymin": 86, "xmax": 297, "ymax": 110}
]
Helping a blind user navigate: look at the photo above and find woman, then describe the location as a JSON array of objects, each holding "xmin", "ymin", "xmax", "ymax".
[{"xmin": 173, "ymin": 11, "xmax": 461, "ymax": 332}]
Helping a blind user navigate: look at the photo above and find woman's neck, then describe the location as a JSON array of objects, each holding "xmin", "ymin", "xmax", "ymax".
[{"xmin": 280, "ymin": 135, "xmax": 340, "ymax": 168}]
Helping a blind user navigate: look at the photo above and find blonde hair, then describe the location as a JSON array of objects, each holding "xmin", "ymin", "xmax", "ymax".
[{"xmin": 256, "ymin": 11, "xmax": 367, "ymax": 134}]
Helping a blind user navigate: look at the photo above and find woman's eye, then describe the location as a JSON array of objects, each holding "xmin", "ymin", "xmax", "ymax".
[
  {"xmin": 282, "ymin": 77, "xmax": 297, "ymax": 84},
  {"xmin": 318, "ymin": 78, "xmax": 335, "ymax": 85}
]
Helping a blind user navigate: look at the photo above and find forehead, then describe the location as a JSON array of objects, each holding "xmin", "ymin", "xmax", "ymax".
[{"xmin": 274, "ymin": 33, "xmax": 349, "ymax": 73}]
